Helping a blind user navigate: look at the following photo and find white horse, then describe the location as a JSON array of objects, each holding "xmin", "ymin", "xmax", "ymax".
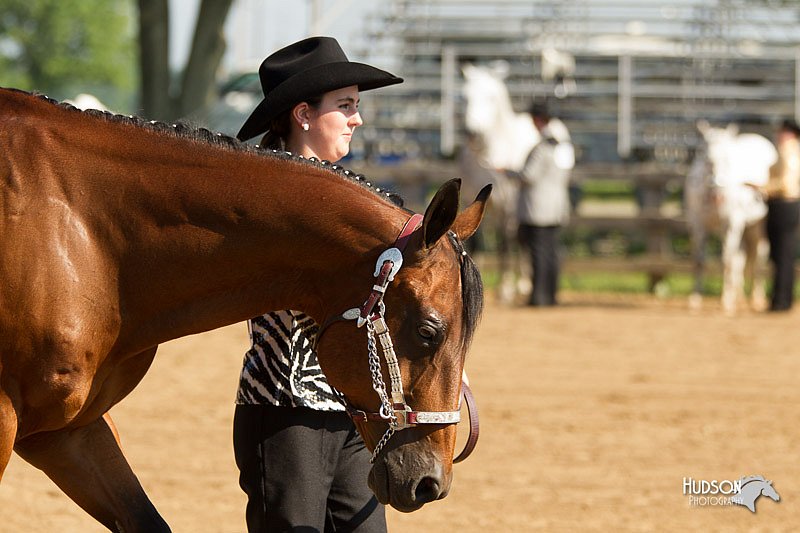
[
  {"xmin": 460, "ymin": 63, "xmax": 540, "ymax": 303},
  {"xmin": 685, "ymin": 121, "xmax": 777, "ymax": 314}
]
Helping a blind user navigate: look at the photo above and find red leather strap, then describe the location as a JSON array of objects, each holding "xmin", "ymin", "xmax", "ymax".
[
  {"xmin": 358, "ymin": 261, "xmax": 394, "ymax": 321},
  {"xmin": 348, "ymin": 409, "xmax": 388, "ymax": 423},
  {"xmin": 394, "ymin": 213, "xmax": 423, "ymax": 251}
]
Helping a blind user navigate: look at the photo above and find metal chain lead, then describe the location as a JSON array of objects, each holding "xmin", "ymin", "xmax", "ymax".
[
  {"xmin": 366, "ymin": 318, "xmax": 398, "ymax": 463},
  {"xmin": 371, "ymin": 426, "xmax": 395, "ymax": 463}
]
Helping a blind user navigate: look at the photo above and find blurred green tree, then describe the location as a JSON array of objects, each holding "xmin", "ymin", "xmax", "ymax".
[{"xmin": 0, "ymin": 0, "xmax": 135, "ymax": 109}]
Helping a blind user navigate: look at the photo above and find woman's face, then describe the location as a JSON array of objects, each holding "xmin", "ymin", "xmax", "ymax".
[{"xmin": 293, "ymin": 85, "xmax": 363, "ymax": 163}]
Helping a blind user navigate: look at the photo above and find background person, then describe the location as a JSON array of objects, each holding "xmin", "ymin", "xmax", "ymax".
[
  {"xmin": 232, "ymin": 36, "xmax": 402, "ymax": 532},
  {"xmin": 508, "ymin": 102, "xmax": 575, "ymax": 306},
  {"xmin": 764, "ymin": 118, "xmax": 800, "ymax": 311}
]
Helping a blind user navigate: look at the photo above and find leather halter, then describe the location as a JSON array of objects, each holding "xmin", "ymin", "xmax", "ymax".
[
  {"xmin": 316, "ymin": 213, "xmax": 480, "ymax": 463},
  {"xmin": 346, "ymin": 379, "xmax": 479, "ymax": 464}
]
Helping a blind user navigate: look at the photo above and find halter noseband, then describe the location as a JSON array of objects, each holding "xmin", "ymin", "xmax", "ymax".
[{"xmin": 316, "ymin": 213, "xmax": 479, "ymax": 463}]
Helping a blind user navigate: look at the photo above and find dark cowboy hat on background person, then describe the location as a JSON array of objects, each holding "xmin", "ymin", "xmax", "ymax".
[
  {"xmin": 236, "ymin": 36, "xmax": 403, "ymax": 141},
  {"xmin": 781, "ymin": 118, "xmax": 800, "ymax": 137},
  {"xmin": 528, "ymin": 101, "xmax": 551, "ymax": 120}
]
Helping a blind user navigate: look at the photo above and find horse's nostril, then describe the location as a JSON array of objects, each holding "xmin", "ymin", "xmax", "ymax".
[{"xmin": 414, "ymin": 476, "xmax": 441, "ymax": 504}]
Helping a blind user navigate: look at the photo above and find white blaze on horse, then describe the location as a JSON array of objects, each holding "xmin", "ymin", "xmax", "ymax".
[
  {"xmin": 685, "ymin": 121, "xmax": 777, "ymax": 314},
  {"xmin": 460, "ymin": 63, "xmax": 539, "ymax": 303}
]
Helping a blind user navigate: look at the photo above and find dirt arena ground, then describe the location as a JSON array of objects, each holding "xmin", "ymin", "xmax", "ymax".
[{"xmin": 2, "ymin": 291, "xmax": 798, "ymax": 532}]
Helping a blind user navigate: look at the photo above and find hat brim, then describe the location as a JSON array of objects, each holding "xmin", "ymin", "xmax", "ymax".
[{"xmin": 237, "ymin": 61, "xmax": 403, "ymax": 141}]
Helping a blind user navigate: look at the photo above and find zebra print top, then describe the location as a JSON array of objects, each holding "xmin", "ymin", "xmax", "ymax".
[{"xmin": 235, "ymin": 310, "xmax": 345, "ymax": 411}]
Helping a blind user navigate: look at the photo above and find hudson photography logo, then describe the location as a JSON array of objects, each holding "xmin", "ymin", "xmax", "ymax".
[{"xmin": 683, "ymin": 475, "xmax": 781, "ymax": 512}]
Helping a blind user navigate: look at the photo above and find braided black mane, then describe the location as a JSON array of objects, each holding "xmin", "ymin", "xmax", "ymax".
[{"xmin": 28, "ymin": 90, "xmax": 404, "ymax": 207}]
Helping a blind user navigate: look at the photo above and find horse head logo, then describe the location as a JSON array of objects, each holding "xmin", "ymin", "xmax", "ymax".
[{"xmin": 732, "ymin": 475, "xmax": 781, "ymax": 513}]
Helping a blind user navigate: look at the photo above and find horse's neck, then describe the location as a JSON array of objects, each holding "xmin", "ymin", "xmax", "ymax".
[
  {"xmin": 39, "ymin": 120, "xmax": 406, "ymax": 350},
  {"xmin": 483, "ymin": 111, "xmax": 539, "ymax": 171},
  {"xmin": 140, "ymin": 161, "xmax": 403, "ymax": 346}
]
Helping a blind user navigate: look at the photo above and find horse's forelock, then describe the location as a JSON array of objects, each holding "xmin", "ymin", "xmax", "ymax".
[{"xmin": 447, "ymin": 232, "xmax": 483, "ymax": 347}]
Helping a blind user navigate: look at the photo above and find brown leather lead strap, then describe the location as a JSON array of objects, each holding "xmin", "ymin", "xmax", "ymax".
[
  {"xmin": 358, "ymin": 261, "xmax": 394, "ymax": 322},
  {"xmin": 454, "ymin": 380, "xmax": 479, "ymax": 463}
]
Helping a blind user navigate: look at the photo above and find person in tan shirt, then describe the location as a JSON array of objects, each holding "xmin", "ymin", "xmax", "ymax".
[{"xmin": 764, "ymin": 118, "xmax": 800, "ymax": 311}]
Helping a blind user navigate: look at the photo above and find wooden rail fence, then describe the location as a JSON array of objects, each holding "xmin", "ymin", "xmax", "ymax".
[{"xmin": 357, "ymin": 159, "xmax": 772, "ymax": 288}]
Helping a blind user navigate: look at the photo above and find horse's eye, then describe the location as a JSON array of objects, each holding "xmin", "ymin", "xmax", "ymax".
[{"xmin": 417, "ymin": 324, "xmax": 438, "ymax": 341}]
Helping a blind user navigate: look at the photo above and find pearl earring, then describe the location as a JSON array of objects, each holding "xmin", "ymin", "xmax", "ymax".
[{"xmin": 302, "ymin": 123, "xmax": 309, "ymax": 131}]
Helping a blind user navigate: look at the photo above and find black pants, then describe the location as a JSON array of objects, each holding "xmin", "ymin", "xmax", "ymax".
[
  {"xmin": 518, "ymin": 224, "xmax": 561, "ymax": 306},
  {"xmin": 766, "ymin": 199, "xmax": 800, "ymax": 311},
  {"xmin": 233, "ymin": 405, "xmax": 386, "ymax": 533}
]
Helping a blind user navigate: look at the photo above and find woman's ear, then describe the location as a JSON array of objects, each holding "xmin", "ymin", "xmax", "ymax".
[{"xmin": 292, "ymin": 102, "xmax": 311, "ymax": 129}]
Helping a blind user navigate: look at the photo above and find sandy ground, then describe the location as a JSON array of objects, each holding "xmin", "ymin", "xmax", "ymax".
[{"xmin": 1, "ymin": 291, "xmax": 798, "ymax": 532}]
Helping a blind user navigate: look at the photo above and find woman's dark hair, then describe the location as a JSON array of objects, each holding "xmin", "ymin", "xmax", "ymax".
[
  {"xmin": 781, "ymin": 118, "xmax": 800, "ymax": 137},
  {"xmin": 259, "ymin": 95, "xmax": 323, "ymax": 149}
]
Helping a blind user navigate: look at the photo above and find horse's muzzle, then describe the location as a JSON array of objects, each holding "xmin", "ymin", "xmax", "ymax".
[{"xmin": 368, "ymin": 447, "xmax": 452, "ymax": 512}]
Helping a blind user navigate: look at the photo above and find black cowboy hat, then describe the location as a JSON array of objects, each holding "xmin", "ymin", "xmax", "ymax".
[{"xmin": 236, "ymin": 36, "xmax": 403, "ymax": 141}]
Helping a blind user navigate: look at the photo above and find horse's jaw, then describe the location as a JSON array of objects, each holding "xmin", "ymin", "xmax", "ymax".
[{"xmin": 368, "ymin": 443, "xmax": 452, "ymax": 512}]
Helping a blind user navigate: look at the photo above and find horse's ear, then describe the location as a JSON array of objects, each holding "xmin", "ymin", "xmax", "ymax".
[
  {"xmin": 696, "ymin": 119, "xmax": 710, "ymax": 135},
  {"xmin": 726, "ymin": 122, "xmax": 739, "ymax": 136},
  {"xmin": 451, "ymin": 184, "xmax": 492, "ymax": 241},
  {"xmin": 422, "ymin": 178, "xmax": 461, "ymax": 249},
  {"xmin": 461, "ymin": 63, "xmax": 474, "ymax": 77}
]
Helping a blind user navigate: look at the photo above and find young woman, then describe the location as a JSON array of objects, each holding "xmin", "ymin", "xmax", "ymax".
[{"xmin": 232, "ymin": 36, "xmax": 402, "ymax": 532}]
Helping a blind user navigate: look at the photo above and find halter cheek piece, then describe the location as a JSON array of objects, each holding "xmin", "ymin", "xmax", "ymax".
[{"xmin": 316, "ymin": 213, "xmax": 479, "ymax": 464}]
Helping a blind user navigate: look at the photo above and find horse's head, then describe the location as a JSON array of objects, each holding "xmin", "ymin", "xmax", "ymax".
[
  {"xmin": 696, "ymin": 120, "xmax": 739, "ymax": 181},
  {"xmin": 696, "ymin": 120, "xmax": 777, "ymax": 190},
  {"xmin": 697, "ymin": 119, "xmax": 738, "ymax": 144},
  {"xmin": 316, "ymin": 178, "xmax": 490, "ymax": 512},
  {"xmin": 462, "ymin": 62, "xmax": 512, "ymax": 136},
  {"xmin": 461, "ymin": 63, "xmax": 541, "ymax": 171}
]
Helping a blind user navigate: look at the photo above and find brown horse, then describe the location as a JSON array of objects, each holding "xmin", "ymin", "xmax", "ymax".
[{"xmin": 0, "ymin": 88, "xmax": 489, "ymax": 530}]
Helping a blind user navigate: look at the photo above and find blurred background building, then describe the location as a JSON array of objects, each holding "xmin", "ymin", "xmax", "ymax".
[
  {"xmin": 201, "ymin": 0, "xmax": 800, "ymax": 169},
  {"xmin": 3, "ymin": 0, "xmax": 798, "ymax": 169}
]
